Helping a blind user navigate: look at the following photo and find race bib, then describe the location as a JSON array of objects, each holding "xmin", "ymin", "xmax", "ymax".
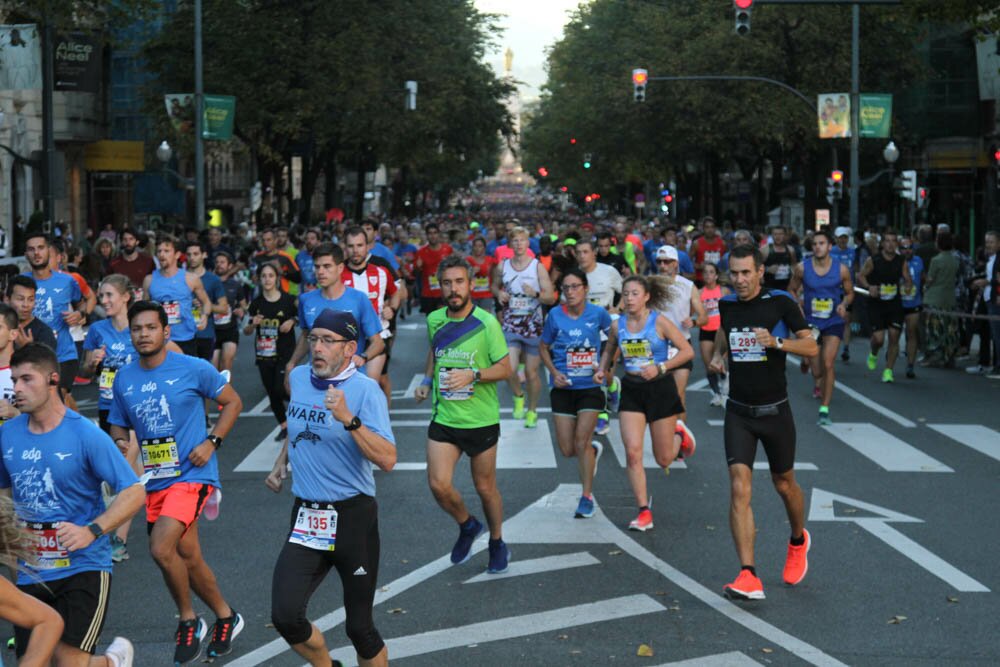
[
  {"xmin": 811, "ymin": 298, "xmax": 834, "ymax": 319},
  {"xmin": 901, "ymin": 284, "xmax": 917, "ymax": 300},
  {"xmin": 256, "ymin": 336, "xmax": 277, "ymax": 358},
  {"xmin": 438, "ymin": 367, "xmax": 474, "ymax": 401},
  {"xmin": 428, "ymin": 275, "xmax": 440, "ymax": 291},
  {"xmin": 191, "ymin": 301, "xmax": 202, "ymax": 321},
  {"xmin": 879, "ymin": 284, "xmax": 898, "ymax": 301},
  {"xmin": 25, "ymin": 523, "xmax": 70, "ymax": 570},
  {"xmin": 163, "ymin": 301, "xmax": 182, "ymax": 325},
  {"xmin": 99, "ymin": 367, "xmax": 117, "ymax": 401},
  {"xmin": 704, "ymin": 251, "xmax": 721, "ymax": 265},
  {"xmin": 775, "ymin": 264, "xmax": 791, "ymax": 280},
  {"xmin": 473, "ymin": 276, "xmax": 489, "ymax": 291},
  {"xmin": 509, "ymin": 294, "xmax": 534, "ymax": 316},
  {"xmin": 566, "ymin": 347, "xmax": 596, "ymax": 377},
  {"xmin": 622, "ymin": 339, "xmax": 653, "ymax": 372},
  {"xmin": 729, "ymin": 331, "xmax": 766, "ymax": 363},
  {"xmin": 140, "ymin": 437, "xmax": 181, "ymax": 479},
  {"xmin": 289, "ymin": 505, "xmax": 338, "ymax": 551},
  {"xmin": 213, "ymin": 306, "xmax": 232, "ymax": 326}
]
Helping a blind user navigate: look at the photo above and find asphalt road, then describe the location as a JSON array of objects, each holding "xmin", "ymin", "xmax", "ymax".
[{"xmin": 4, "ymin": 313, "xmax": 999, "ymax": 666}]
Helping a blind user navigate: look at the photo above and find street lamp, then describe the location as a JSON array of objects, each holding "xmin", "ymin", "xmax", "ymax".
[
  {"xmin": 883, "ymin": 141, "xmax": 899, "ymax": 166},
  {"xmin": 883, "ymin": 141, "xmax": 900, "ymax": 228},
  {"xmin": 156, "ymin": 140, "xmax": 194, "ymax": 190}
]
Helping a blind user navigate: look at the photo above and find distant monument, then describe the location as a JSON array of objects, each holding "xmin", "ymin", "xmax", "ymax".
[{"xmin": 498, "ymin": 46, "xmax": 524, "ymax": 181}]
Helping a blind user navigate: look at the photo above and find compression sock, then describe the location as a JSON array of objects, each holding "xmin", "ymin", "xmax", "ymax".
[{"xmin": 707, "ymin": 372, "xmax": 720, "ymax": 393}]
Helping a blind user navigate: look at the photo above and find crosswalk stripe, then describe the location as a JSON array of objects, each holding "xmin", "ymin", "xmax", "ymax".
[
  {"xmin": 606, "ymin": 423, "xmax": 688, "ymax": 470},
  {"xmin": 823, "ymin": 423, "xmax": 952, "ymax": 472},
  {"xmin": 653, "ymin": 653, "xmax": 762, "ymax": 666},
  {"xmin": 927, "ymin": 424, "xmax": 1000, "ymax": 463},
  {"xmin": 401, "ymin": 373, "xmax": 423, "ymax": 399}
]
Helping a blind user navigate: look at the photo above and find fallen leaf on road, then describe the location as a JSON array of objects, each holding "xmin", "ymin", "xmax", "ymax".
[
  {"xmin": 379, "ymin": 586, "xmax": 389, "ymax": 592},
  {"xmin": 637, "ymin": 644, "xmax": 654, "ymax": 657},
  {"xmin": 570, "ymin": 650, "xmax": 582, "ymax": 655},
  {"xmin": 843, "ymin": 508, "xmax": 857, "ymax": 514},
  {"xmin": 608, "ymin": 549, "xmax": 622, "ymax": 556},
  {"xmin": 762, "ymin": 647, "xmax": 774, "ymax": 654},
  {"xmin": 888, "ymin": 615, "xmax": 907, "ymax": 624},
  {"xmin": 557, "ymin": 634, "xmax": 569, "ymax": 640},
  {"xmin": 388, "ymin": 608, "xmax": 407, "ymax": 615},
  {"xmin": 705, "ymin": 525, "xmax": 716, "ymax": 530},
  {"xmin": 946, "ymin": 596, "xmax": 959, "ymax": 603}
]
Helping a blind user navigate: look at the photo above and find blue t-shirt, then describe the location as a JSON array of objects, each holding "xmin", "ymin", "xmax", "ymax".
[
  {"xmin": 298, "ymin": 288, "xmax": 382, "ymax": 342},
  {"xmin": 297, "ymin": 250, "xmax": 316, "ymax": 288},
  {"xmin": 108, "ymin": 352, "xmax": 226, "ymax": 492},
  {"xmin": 830, "ymin": 245, "xmax": 855, "ymax": 278},
  {"xmin": 902, "ymin": 256, "xmax": 924, "ymax": 308},
  {"xmin": 149, "ymin": 270, "xmax": 196, "ymax": 342},
  {"xmin": 194, "ymin": 271, "xmax": 225, "ymax": 340},
  {"xmin": 541, "ymin": 304, "xmax": 612, "ymax": 390},
  {"xmin": 802, "ymin": 258, "xmax": 845, "ymax": 328},
  {"xmin": 0, "ymin": 411, "xmax": 139, "ymax": 583},
  {"xmin": 677, "ymin": 249, "xmax": 695, "ymax": 276},
  {"xmin": 370, "ymin": 243, "xmax": 400, "ymax": 271},
  {"xmin": 393, "ymin": 243, "xmax": 417, "ymax": 261},
  {"xmin": 83, "ymin": 320, "xmax": 137, "ymax": 410},
  {"xmin": 27, "ymin": 271, "xmax": 81, "ymax": 362},
  {"xmin": 286, "ymin": 366, "xmax": 394, "ymax": 501}
]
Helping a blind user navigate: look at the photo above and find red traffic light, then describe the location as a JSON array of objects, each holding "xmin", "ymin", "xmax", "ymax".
[
  {"xmin": 570, "ymin": 137, "xmax": 577, "ymax": 145},
  {"xmin": 538, "ymin": 167, "xmax": 549, "ymax": 178},
  {"xmin": 585, "ymin": 195, "xmax": 593, "ymax": 203},
  {"xmin": 663, "ymin": 194, "xmax": 674, "ymax": 203},
  {"xmin": 632, "ymin": 69, "xmax": 648, "ymax": 85},
  {"xmin": 734, "ymin": 0, "xmax": 753, "ymax": 8},
  {"xmin": 559, "ymin": 186, "xmax": 568, "ymax": 192},
  {"xmin": 918, "ymin": 187, "xmax": 928, "ymax": 197},
  {"xmin": 994, "ymin": 148, "xmax": 1000, "ymax": 162},
  {"xmin": 831, "ymin": 170, "xmax": 844, "ymax": 183}
]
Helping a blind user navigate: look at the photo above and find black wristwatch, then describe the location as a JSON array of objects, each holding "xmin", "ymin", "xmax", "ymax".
[
  {"xmin": 473, "ymin": 369, "xmax": 482, "ymax": 384},
  {"xmin": 344, "ymin": 416, "xmax": 362, "ymax": 432},
  {"xmin": 207, "ymin": 434, "xmax": 223, "ymax": 449},
  {"xmin": 87, "ymin": 522, "xmax": 103, "ymax": 539}
]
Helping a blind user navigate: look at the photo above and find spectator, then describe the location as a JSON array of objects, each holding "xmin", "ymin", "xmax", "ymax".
[{"xmin": 922, "ymin": 232, "xmax": 960, "ymax": 367}]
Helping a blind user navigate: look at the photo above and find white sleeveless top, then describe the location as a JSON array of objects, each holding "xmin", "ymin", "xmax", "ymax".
[
  {"xmin": 500, "ymin": 257, "xmax": 543, "ymax": 336},
  {"xmin": 661, "ymin": 275, "xmax": 695, "ymax": 340}
]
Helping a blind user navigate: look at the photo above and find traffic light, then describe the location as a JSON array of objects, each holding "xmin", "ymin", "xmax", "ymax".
[
  {"xmin": 734, "ymin": 0, "xmax": 753, "ymax": 36},
  {"xmin": 831, "ymin": 170, "xmax": 844, "ymax": 199},
  {"xmin": 632, "ymin": 68, "xmax": 648, "ymax": 103},
  {"xmin": 583, "ymin": 153, "xmax": 592, "ymax": 169},
  {"xmin": 992, "ymin": 145, "xmax": 1000, "ymax": 190},
  {"xmin": 537, "ymin": 167, "xmax": 548, "ymax": 178},
  {"xmin": 899, "ymin": 169, "xmax": 917, "ymax": 201},
  {"xmin": 917, "ymin": 187, "xmax": 929, "ymax": 209},
  {"xmin": 570, "ymin": 137, "xmax": 577, "ymax": 145}
]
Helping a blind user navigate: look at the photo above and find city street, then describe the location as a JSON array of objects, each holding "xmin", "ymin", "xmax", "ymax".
[{"xmin": 7, "ymin": 319, "xmax": 996, "ymax": 666}]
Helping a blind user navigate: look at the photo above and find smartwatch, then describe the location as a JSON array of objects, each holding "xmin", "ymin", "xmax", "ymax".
[
  {"xmin": 344, "ymin": 416, "xmax": 362, "ymax": 431},
  {"xmin": 775, "ymin": 337, "xmax": 785, "ymax": 350},
  {"xmin": 473, "ymin": 369, "xmax": 482, "ymax": 384},
  {"xmin": 87, "ymin": 522, "xmax": 103, "ymax": 539},
  {"xmin": 207, "ymin": 434, "xmax": 223, "ymax": 449}
]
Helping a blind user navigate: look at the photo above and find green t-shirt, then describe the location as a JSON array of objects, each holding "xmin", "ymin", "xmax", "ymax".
[{"xmin": 428, "ymin": 306, "xmax": 509, "ymax": 429}]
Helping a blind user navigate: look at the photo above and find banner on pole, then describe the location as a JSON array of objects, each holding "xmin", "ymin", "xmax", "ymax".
[
  {"xmin": 859, "ymin": 93, "xmax": 892, "ymax": 138},
  {"xmin": 164, "ymin": 94, "xmax": 236, "ymax": 140},
  {"xmin": 818, "ymin": 93, "xmax": 851, "ymax": 139},
  {"xmin": 54, "ymin": 33, "xmax": 101, "ymax": 92},
  {"xmin": 0, "ymin": 24, "xmax": 41, "ymax": 90}
]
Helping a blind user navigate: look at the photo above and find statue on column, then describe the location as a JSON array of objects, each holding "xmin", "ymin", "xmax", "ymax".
[{"xmin": 504, "ymin": 47, "xmax": 513, "ymax": 76}]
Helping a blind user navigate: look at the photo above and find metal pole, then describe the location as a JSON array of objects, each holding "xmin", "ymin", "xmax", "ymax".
[
  {"xmin": 42, "ymin": 22, "xmax": 55, "ymax": 226},
  {"xmin": 849, "ymin": 3, "xmax": 860, "ymax": 230},
  {"xmin": 194, "ymin": 0, "xmax": 205, "ymax": 229}
]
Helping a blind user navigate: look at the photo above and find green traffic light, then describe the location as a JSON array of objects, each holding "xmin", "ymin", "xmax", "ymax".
[{"xmin": 583, "ymin": 162, "xmax": 591, "ymax": 169}]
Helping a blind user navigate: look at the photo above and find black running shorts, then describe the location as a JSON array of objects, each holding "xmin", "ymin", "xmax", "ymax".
[
  {"xmin": 550, "ymin": 386, "xmax": 605, "ymax": 417},
  {"xmin": 619, "ymin": 373, "xmax": 684, "ymax": 423},
  {"xmin": 724, "ymin": 399, "xmax": 796, "ymax": 474},
  {"xmin": 428, "ymin": 421, "xmax": 500, "ymax": 457},
  {"xmin": 16, "ymin": 570, "xmax": 112, "ymax": 657}
]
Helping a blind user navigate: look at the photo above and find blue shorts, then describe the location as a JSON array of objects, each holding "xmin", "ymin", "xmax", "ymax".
[
  {"xmin": 817, "ymin": 322, "xmax": 845, "ymax": 341},
  {"xmin": 504, "ymin": 331, "xmax": 540, "ymax": 356}
]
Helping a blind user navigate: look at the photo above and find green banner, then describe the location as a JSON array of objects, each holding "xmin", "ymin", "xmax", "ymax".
[
  {"xmin": 203, "ymin": 95, "xmax": 236, "ymax": 140},
  {"xmin": 859, "ymin": 93, "xmax": 892, "ymax": 138}
]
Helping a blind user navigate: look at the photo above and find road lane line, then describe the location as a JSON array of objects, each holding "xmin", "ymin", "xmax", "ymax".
[
  {"xmin": 328, "ymin": 594, "xmax": 666, "ymax": 665},
  {"xmin": 927, "ymin": 424, "xmax": 1000, "ymax": 463},
  {"xmin": 463, "ymin": 551, "xmax": 600, "ymax": 583},
  {"xmin": 232, "ymin": 425, "xmax": 283, "ymax": 472},
  {"xmin": 245, "ymin": 395, "xmax": 272, "ymax": 416},
  {"xmin": 822, "ymin": 423, "xmax": 952, "ymax": 472},
  {"xmin": 402, "ymin": 373, "xmax": 423, "ymax": 399},
  {"xmin": 653, "ymin": 653, "xmax": 762, "ymax": 666}
]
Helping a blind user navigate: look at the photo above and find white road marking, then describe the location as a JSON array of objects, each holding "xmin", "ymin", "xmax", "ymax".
[
  {"xmin": 402, "ymin": 373, "xmax": 424, "ymax": 399},
  {"xmin": 330, "ymin": 594, "xmax": 666, "ymax": 666},
  {"xmin": 822, "ymin": 423, "xmax": 952, "ymax": 472},
  {"xmin": 463, "ymin": 551, "xmax": 600, "ymax": 584},
  {"xmin": 927, "ymin": 424, "xmax": 1000, "ymax": 463},
  {"xmin": 687, "ymin": 377, "xmax": 710, "ymax": 392},
  {"xmin": 245, "ymin": 395, "xmax": 272, "ymax": 416},
  {"xmin": 388, "ymin": 419, "xmax": 556, "ymax": 470},
  {"xmin": 652, "ymin": 653, "xmax": 762, "ymax": 666},
  {"xmin": 232, "ymin": 424, "xmax": 283, "ymax": 472},
  {"xmin": 391, "ymin": 462, "xmax": 428, "ymax": 471},
  {"xmin": 809, "ymin": 488, "xmax": 988, "ymax": 593},
  {"xmin": 707, "ymin": 419, "xmax": 725, "ymax": 426}
]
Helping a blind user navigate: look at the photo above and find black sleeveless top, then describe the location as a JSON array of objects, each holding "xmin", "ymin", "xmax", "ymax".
[{"xmin": 763, "ymin": 244, "xmax": 794, "ymax": 290}]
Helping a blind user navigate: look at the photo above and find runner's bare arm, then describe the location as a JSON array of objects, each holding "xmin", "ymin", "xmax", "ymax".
[
  {"xmin": 57, "ymin": 483, "xmax": 145, "ymax": 552},
  {"xmin": 0, "ymin": 577, "xmax": 63, "ymax": 667}
]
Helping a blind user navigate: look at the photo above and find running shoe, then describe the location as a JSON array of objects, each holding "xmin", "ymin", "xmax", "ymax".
[
  {"xmin": 675, "ymin": 419, "xmax": 696, "ymax": 460},
  {"xmin": 207, "ymin": 611, "xmax": 245, "ymax": 658},
  {"xmin": 866, "ymin": 352, "xmax": 878, "ymax": 371},
  {"xmin": 724, "ymin": 570, "xmax": 765, "ymax": 600},
  {"xmin": 882, "ymin": 368, "xmax": 894, "ymax": 383},
  {"xmin": 591, "ymin": 440, "xmax": 603, "ymax": 477},
  {"xmin": 512, "ymin": 394, "xmax": 525, "ymax": 420},
  {"xmin": 525, "ymin": 410, "xmax": 538, "ymax": 428},
  {"xmin": 628, "ymin": 508, "xmax": 654, "ymax": 532},
  {"xmin": 709, "ymin": 392, "xmax": 724, "ymax": 407},
  {"xmin": 73, "ymin": 375, "xmax": 91, "ymax": 386},
  {"xmin": 174, "ymin": 617, "xmax": 208, "ymax": 665},
  {"xmin": 841, "ymin": 346, "xmax": 850, "ymax": 362},
  {"xmin": 783, "ymin": 529, "xmax": 811, "ymax": 586},
  {"xmin": 606, "ymin": 376, "xmax": 621, "ymax": 412},
  {"xmin": 574, "ymin": 495, "xmax": 595, "ymax": 519},
  {"xmin": 487, "ymin": 539, "xmax": 510, "ymax": 574},
  {"xmin": 105, "ymin": 636, "xmax": 134, "ymax": 667},
  {"xmin": 817, "ymin": 406, "xmax": 831, "ymax": 426},
  {"xmin": 595, "ymin": 413, "xmax": 610, "ymax": 435},
  {"xmin": 965, "ymin": 364, "xmax": 988, "ymax": 375},
  {"xmin": 450, "ymin": 516, "xmax": 484, "ymax": 564},
  {"xmin": 906, "ymin": 365, "xmax": 916, "ymax": 379},
  {"xmin": 111, "ymin": 535, "xmax": 129, "ymax": 563},
  {"xmin": 812, "ymin": 386, "xmax": 822, "ymax": 399}
]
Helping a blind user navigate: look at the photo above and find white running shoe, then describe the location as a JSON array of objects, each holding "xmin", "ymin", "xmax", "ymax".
[
  {"xmin": 709, "ymin": 392, "xmax": 724, "ymax": 407},
  {"xmin": 105, "ymin": 636, "xmax": 134, "ymax": 667}
]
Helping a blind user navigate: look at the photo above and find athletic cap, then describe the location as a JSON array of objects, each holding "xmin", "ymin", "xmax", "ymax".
[
  {"xmin": 655, "ymin": 245, "xmax": 679, "ymax": 261},
  {"xmin": 312, "ymin": 309, "xmax": 359, "ymax": 341},
  {"xmin": 834, "ymin": 226, "xmax": 851, "ymax": 238}
]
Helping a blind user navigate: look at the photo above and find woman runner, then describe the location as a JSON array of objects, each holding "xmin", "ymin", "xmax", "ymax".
[{"xmin": 699, "ymin": 263, "xmax": 731, "ymax": 406}]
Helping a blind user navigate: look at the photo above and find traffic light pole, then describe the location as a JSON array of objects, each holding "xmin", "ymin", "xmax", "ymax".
[{"xmin": 645, "ymin": 75, "xmax": 815, "ymax": 115}]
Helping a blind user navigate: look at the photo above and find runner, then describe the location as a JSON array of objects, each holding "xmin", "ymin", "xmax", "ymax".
[
  {"xmin": 0, "ymin": 304, "xmax": 20, "ymax": 427},
  {"xmin": 596, "ymin": 275, "xmax": 696, "ymax": 532},
  {"xmin": 142, "ymin": 235, "xmax": 212, "ymax": 357},
  {"xmin": 492, "ymin": 226, "xmax": 555, "ymax": 428},
  {"xmin": 655, "ymin": 245, "xmax": 708, "ymax": 423},
  {"xmin": 692, "ymin": 217, "xmax": 725, "ymax": 284},
  {"xmin": 761, "ymin": 226, "xmax": 797, "ymax": 291},
  {"xmin": 108, "ymin": 301, "xmax": 244, "ymax": 664},
  {"xmin": 829, "ymin": 227, "xmax": 856, "ymax": 361},
  {"xmin": 466, "ymin": 236, "xmax": 497, "ymax": 312},
  {"xmin": 342, "ymin": 226, "xmax": 399, "ymax": 380},
  {"xmin": 698, "ymin": 263, "xmax": 731, "ymax": 406},
  {"xmin": 252, "ymin": 228, "xmax": 300, "ymax": 294},
  {"xmin": 0, "ymin": 495, "xmax": 63, "ymax": 665},
  {"xmin": 211, "ymin": 251, "xmax": 246, "ymax": 377},
  {"xmin": 246, "ymin": 263, "xmax": 297, "ymax": 440},
  {"xmin": 109, "ymin": 228, "xmax": 155, "ymax": 300},
  {"xmin": 186, "ymin": 241, "xmax": 230, "ymax": 364},
  {"xmin": 7, "ymin": 275, "xmax": 58, "ymax": 352},
  {"xmin": 899, "ymin": 237, "xmax": 924, "ymax": 379},
  {"xmin": 708, "ymin": 244, "xmax": 818, "ymax": 600},
  {"xmin": 856, "ymin": 230, "xmax": 913, "ymax": 383},
  {"xmin": 415, "ymin": 255, "xmax": 513, "ymax": 574},
  {"xmin": 539, "ymin": 268, "xmax": 611, "ymax": 518},
  {"xmin": 787, "ymin": 230, "xmax": 853, "ymax": 425},
  {"xmin": 415, "ymin": 223, "xmax": 453, "ymax": 314},
  {"xmin": 265, "ymin": 310, "xmax": 395, "ymax": 667},
  {"xmin": 1, "ymin": 342, "xmax": 144, "ymax": 667}
]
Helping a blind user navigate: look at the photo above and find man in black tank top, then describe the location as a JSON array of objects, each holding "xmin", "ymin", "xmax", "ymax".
[
  {"xmin": 762, "ymin": 226, "xmax": 796, "ymax": 291},
  {"xmin": 857, "ymin": 230, "xmax": 913, "ymax": 383}
]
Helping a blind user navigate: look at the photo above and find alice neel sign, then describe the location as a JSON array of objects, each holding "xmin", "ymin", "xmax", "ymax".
[{"xmin": 859, "ymin": 94, "xmax": 892, "ymax": 138}]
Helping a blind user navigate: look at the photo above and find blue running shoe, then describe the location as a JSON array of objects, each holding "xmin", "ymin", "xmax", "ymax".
[
  {"xmin": 575, "ymin": 495, "xmax": 595, "ymax": 518},
  {"xmin": 596, "ymin": 413, "xmax": 610, "ymax": 435},
  {"xmin": 487, "ymin": 538, "xmax": 510, "ymax": 574},
  {"xmin": 606, "ymin": 377, "xmax": 621, "ymax": 413},
  {"xmin": 450, "ymin": 516, "xmax": 484, "ymax": 564}
]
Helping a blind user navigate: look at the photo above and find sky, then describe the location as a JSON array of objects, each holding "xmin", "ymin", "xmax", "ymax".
[{"xmin": 475, "ymin": 0, "xmax": 581, "ymax": 101}]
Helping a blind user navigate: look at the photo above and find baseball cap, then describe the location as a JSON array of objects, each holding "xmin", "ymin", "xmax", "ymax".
[
  {"xmin": 655, "ymin": 245, "xmax": 679, "ymax": 261},
  {"xmin": 312, "ymin": 309, "xmax": 359, "ymax": 341},
  {"xmin": 834, "ymin": 226, "xmax": 851, "ymax": 238}
]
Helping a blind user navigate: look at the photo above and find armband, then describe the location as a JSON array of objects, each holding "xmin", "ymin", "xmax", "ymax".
[{"xmin": 420, "ymin": 376, "xmax": 433, "ymax": 387}]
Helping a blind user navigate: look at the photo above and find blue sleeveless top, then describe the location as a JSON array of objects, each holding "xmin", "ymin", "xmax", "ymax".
[
  {"xmin": 149, "ymin": 270, "xmax": 196, "ymax": 341},
  {"xmin": 618, "ymin": 311, "xmax": 671, "ymax": 374},
  {"xmin": 802, "ymin": 258, "xmax": 844, "ymax": 327},
  {"xmin": 902, "ymin": 256, "xmax": 923, "ymax": 308}
]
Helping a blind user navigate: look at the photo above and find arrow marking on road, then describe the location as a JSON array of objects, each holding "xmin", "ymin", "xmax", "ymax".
[{"xmin": 809, "ymin": 488, "xmax": 988, "ymax": 593}]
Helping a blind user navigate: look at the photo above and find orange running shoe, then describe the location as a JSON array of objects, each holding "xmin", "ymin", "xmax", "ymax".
[
  {"xmin": 675, "ymin": 419, "xmax": 696, "ymax": 460},
  {"xmin": 783, "ymin": 528, "xmax": 811, "ymax": 585},
  {"xmin": 627, "ymin": 508, "xmax": 653, "ymax": 532},
  {"xmin": 724, "ymin": 569, "xmax": 765, "ymax": 600}
]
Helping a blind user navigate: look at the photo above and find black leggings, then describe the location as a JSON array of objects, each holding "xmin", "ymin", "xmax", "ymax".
[
  {"xmin": 257, "ymin": 359, "xmax": 289, "ymax": 425},
  {"xmin": 270, "ymin": 495, "xmax": 384, "ymax": 659}
]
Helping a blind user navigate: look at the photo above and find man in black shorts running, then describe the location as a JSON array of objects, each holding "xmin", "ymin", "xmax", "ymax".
[{"xmin": 710, "ymin": 244, "xmax": 818, "ymax": 601}]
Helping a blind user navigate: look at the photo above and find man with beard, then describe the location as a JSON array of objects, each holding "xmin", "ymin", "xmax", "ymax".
[
  {"xmin": 142, "ymin": 236, "xmax": 213, "ymax": 357},
  {"xmin": 341, "ymin": 227, "xmax": 399, "ymax": 383},
  {"xmin": 110, "ymin": 228, "xmax": 155, "ymax": 299},
  {"xmin": 185, "ymin": 241, "xmax": 230, "ymax": 363},
  {"xmin": 415, "ymin": 255, "xmax": 513, "ymax": 575}
]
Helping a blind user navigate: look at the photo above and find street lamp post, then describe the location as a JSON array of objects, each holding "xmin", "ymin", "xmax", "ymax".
[
  {"xmin": 157, "ymin": 141, "xmax": 195, "ymax": 190},
  {"xmin": 883, "ymin": 141, "xmax": 899, "ymax": 228}
]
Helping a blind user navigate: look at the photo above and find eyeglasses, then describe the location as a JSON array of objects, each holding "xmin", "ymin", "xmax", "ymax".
[
  {"xmin": 657, "ymin": 259, "xmax": 676, "ymax": 265},
  {"xmin": 562, "ymin": 283, "xmax": 585, "ymax": 291},
  {"xmin": 306, "ymin": 335, "xmax": 350, "ymax": 346}
]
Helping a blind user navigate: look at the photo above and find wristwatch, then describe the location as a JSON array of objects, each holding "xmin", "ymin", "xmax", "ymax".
[
  {"xmin": 344, "ymin": 416, "xmax": 362, "ymax": 431},
  {"xmin": 775, "ymin": 337, "xmax": 785, "ymax": 350},
  {"xmin": 207, "ymin": 434, "xmax": 223, "ymax": 449},
  {"xmin": 87, "ymin": 522, "xmax": 103, "ymax": 539},
  {"xmin": 473, "ymin": 369, "xmax": 482, "ymax": 384}
]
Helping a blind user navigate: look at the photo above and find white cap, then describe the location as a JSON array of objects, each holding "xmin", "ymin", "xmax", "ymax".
[
  {"xmin": 834, "ymin": 226, "xmax": 851, "ymax": 238},
  {"xmin": 655, "ymin": 245, "xmax": 679, "ymax": 261}
]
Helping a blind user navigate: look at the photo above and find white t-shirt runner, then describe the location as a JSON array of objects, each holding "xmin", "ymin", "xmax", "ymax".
[
  {"xmin": 661, "ymin": 275, "xmax": 696, "ymax": 340},
  {"xmin": 584, "ymin": 263, "xmax": 623, "ymax": 311}
]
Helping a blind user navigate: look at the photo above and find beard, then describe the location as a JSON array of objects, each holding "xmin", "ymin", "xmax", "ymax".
[{"xmin": 446, "ymin": 292, "xmax": 470, "ymax": 313}]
